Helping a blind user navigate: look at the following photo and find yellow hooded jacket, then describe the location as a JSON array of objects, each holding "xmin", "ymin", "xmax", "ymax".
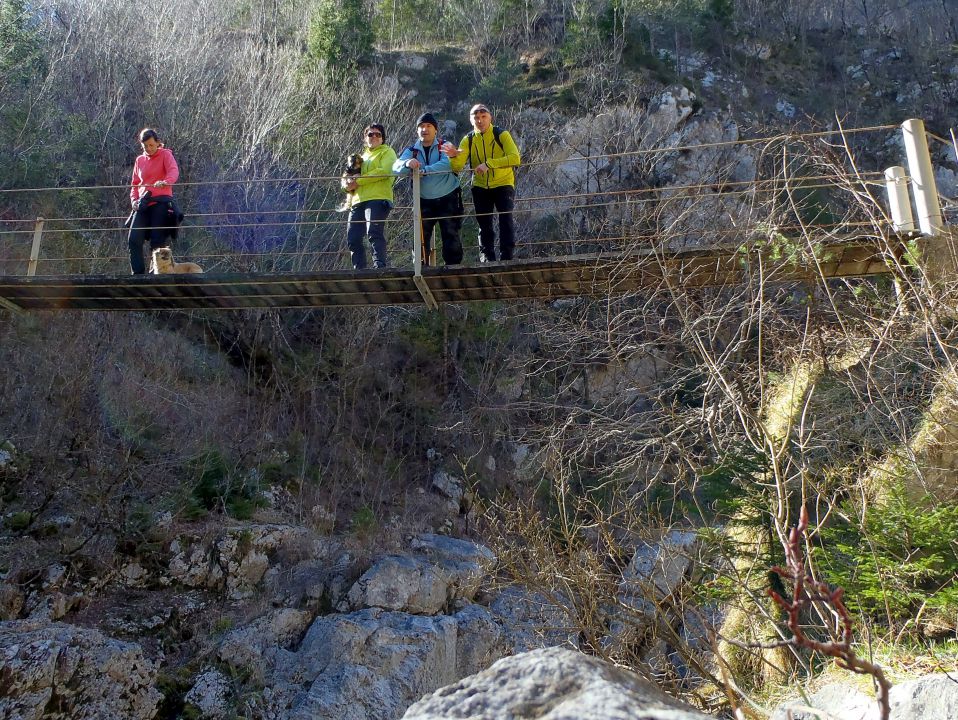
[
  {"xmin": 351, "ymin": 144, "xmax": 398, "ymax": 206},
  {"xmin": 449, "ymin": 127, "xmax": 520, "ymax": 190}
]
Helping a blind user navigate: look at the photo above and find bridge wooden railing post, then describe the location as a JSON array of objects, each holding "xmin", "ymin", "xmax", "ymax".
[
  {"xmin": 411, "ymin": 169, "xmax": 438, "ymax": 310},
  {"xmin": 27, "ymin": 218, "xmax": 45, "ymax": 277}
]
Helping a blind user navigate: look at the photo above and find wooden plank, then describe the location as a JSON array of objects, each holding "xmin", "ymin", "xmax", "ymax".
[{"xmin": 0, "ymin": 241, "xmax": 904, "ymax": 311}]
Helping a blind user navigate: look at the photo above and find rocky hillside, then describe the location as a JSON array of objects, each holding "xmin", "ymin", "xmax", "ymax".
[{"xmin": 2, "ymin": 0, "xmax": 958, "ymax": 718}]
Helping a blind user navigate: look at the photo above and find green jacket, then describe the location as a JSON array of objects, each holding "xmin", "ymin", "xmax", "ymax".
[
  {"xmin": 449, "ymin": 127, "xmax": 520, "ymax": 189},
  {"xmin": 352, "ymin": 144, "xmax": 398, "ymax": 205}
]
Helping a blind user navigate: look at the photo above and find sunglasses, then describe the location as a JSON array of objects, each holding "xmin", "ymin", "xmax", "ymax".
[{"xmin": 366, "ymin": 131, "xmax": 382, "ymax": 137}]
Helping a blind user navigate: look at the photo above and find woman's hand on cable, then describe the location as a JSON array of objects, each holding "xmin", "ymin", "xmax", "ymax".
[{"xmin": 153, "ymin": 180, "xmax": 168, "ymax": 188}]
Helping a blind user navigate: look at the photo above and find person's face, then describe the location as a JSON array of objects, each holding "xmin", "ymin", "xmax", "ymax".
[
  {"xmin": 141, "ymin": 138, "xmax": 160, "ymax": 156},
  {"xmin": 471, "ymin": 108, "xmax": 492, "ymax": 133},
  {"xmin": 365, "ymin": 128, "xmax": 383, "ymax": 148},
  {"xmin": 417, "ymin": 122, "xmax": 437, "ymax": 146}
]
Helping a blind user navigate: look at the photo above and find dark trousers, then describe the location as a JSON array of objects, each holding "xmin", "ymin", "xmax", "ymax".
[
  {"xmin": 346, "ymin": 199, "xmax": 391, "ymax": 269},
  {"xmin": 471, "ymin": 185, "xmax": 515, "ymax": 261},
  {"xmin": 420, "ymin": 188, "xmax": 464, "ymax": 266},
  {"xmin": 128, "ymin": 200, "xmax": 177, "ymax": 274}
]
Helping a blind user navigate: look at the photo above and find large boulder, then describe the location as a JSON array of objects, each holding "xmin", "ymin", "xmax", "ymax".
[
  {"xmin": 890, "ymin": 673, "xmax": 958, "ymax": 718},
  {"xmin": 410, "ymin": 534, "xmax": 496, "ymax": 599},
  {"xmin": 266, "ymin": 606, "xmax": 507, "ymax": 719},
  {"xmin": 0, "ymin": 620, "xmax": 161, "ymax": 720},
  {"xmin": 401, "ymin": 646, "xmax": 710, "ymax": 719},
  {"xmin": 772, "ymin": 672, "xmax": 958, "ymax": 720},
  {"xmin": 488, "ymin": 586, "xmax": 578, "ymax": 652},
  {"xmin": 342, "ymin": 535, "xmax": 496, "ymax": 615},
  {"xmin": 183, "ymin": 668, "xmax": 232, "ymax": 720},
  {"xmin": 218, "ymin": 607, "xmax": 313, "ymax": 675},
  {"xmin": 620, "ymin": 529, "xmax": 699, "ymax": 607},
  {"xmin": 771, "ymin": 683, "xmax": 875, "ymax": 720},
  {"xmin": 342, "ymin": 555, "xmax": 451, "ymax": 614}
]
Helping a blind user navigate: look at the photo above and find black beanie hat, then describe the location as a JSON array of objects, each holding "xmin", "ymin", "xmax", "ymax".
[{"xmin": 416, "ymin": 113, "xmax": 439, "ymax": 131}]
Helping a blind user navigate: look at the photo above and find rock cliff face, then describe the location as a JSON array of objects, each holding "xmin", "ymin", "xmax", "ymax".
[{"xmin": 206, "ymin": 534, "xmax": 518, "ymax": 719}]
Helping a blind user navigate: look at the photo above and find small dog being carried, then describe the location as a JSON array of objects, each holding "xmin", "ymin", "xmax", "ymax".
[
  {"xmin": 336, "ymin": 153, "xmax": 364, "ymax": 212},
  {"xmin": 151, "ymin": 247, "xmax": 203, "ymax": 274}
]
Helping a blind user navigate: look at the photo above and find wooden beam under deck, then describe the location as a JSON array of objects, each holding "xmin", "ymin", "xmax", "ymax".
[{"xmin": 0, "ymin": 241, "xmax": 902, "ymax": 312}]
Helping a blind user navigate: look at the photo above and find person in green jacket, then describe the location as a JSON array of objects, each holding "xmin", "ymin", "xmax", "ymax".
[
  {"xmin": 443, "ymin": 104, "xmax": 521, "ymax": 262},
  {"xmin": 343, "ymin": 123, "xmax": 398, "ymax": 269}
]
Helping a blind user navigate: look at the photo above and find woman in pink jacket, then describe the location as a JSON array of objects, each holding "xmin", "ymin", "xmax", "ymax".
[{"xmin": 128, "ymin": 128, "xmax": 180, "ymax": 274}]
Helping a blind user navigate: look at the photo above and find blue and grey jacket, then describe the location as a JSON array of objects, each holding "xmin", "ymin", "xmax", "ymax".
[{"xmin": 392, "ymin": 141, "xmax": 459, "ymax": 200}]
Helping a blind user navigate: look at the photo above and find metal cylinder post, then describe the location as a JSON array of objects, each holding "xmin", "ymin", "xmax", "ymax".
[
  {"xmin": 412, "ymin": 170, "xmax": 423, "ymax": 276},
  {"xmin": 884, "ymin": 166, "xmax": 915, "ymax": 233},
  {"xmin": 410, "ymin": 169, "xmax": 438, "ymax": 309},
  {"xmin": 901, "ymin": 118, "xmax": 944, "ymax": 236},
  {"xmin": 28, "ymin": 218, "xmax": 45, "ymax": 277}
]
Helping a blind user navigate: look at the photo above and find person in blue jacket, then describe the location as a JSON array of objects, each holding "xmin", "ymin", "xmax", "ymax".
[{"xmin": 393, "ymin": 113, "xmax": 464, "ymax": 266}]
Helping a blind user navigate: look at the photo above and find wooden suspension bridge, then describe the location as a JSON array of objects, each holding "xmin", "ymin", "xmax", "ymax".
[
  {"xmin": 0, "ymin": 240, "xmax": 907, "ymax": 313},
  {"xmin": 0, "ymin": 119, "xmax": 948, "ymax": 313}
]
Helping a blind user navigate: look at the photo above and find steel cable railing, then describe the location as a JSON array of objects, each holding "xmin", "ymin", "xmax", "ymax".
[{"xmin": 0, "ymin": 122, "xmax": 926, "ymax": 277}]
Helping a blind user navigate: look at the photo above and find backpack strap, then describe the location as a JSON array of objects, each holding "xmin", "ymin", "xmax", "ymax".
[
  {"xmin": 491, "ymin": 126, "xmax": 503, "ymax": 153},
  {"xmin": 407, "ymin": 138, "xmax": 445, "ymax": 165}
]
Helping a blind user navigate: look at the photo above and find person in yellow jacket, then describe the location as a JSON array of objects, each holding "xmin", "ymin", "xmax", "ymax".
[
  {"xmin": 343, "ymin": 123, "xmax": 398, "ymax": 269},
  {"xmin": 443, "ymin": 104, "xmax": 521, "ymax": 262}
]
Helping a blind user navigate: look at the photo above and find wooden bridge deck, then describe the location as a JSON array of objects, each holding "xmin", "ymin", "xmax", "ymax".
[{"xmin": 0, "ymin": 241, "xmax": 899, "ymax": 312}]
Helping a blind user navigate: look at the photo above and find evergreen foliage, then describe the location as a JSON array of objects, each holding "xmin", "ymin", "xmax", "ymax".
[
  {"xmin": 188, "ymin": 450, "xmax": 266, "ymax": 520},
  {"xmin": 306, "ymin": 0, "xmax": 375, "ymax": 71},
  {"xmin": 817, "ymin": 485, "xmax": 958, "ymax": 625}
]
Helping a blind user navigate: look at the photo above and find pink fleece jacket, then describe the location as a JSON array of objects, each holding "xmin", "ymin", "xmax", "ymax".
[{"xmin": 130, "ymin": 146, "xmax": 179, "ymax": 203}]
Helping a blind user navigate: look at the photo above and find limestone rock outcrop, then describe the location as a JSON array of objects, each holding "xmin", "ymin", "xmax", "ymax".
[
  {"xmin": 0, "ymin": 619, "xmax": 161, "ymax": 720},
  {"xmin": 341, "ymin": 534, "xmax": 496, "ymax": 614},
  {"xmin": 256, "ymin": 605, "xmax": 509, "ymax": 719},
  {"xmin": 168, "ymin": 524, "xmax": 313, "ymax": 599}
]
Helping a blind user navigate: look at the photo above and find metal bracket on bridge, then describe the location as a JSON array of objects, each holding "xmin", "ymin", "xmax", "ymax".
[
  {"xmin": 411, "ymin": 171, "xmax": 438, "ymax": 310},
  {"xmin": 0, "ymin": 296, "xmax": 23, "ymax": 313},
  {"xmin": 28, "ymin": 217, "xmax": 45, "ymax": 277}
]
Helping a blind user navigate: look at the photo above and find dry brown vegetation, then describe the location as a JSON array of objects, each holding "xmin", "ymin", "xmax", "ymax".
[{"xmin": 2, "ymin": 0, "xmax": 958, "ymax": 716}]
